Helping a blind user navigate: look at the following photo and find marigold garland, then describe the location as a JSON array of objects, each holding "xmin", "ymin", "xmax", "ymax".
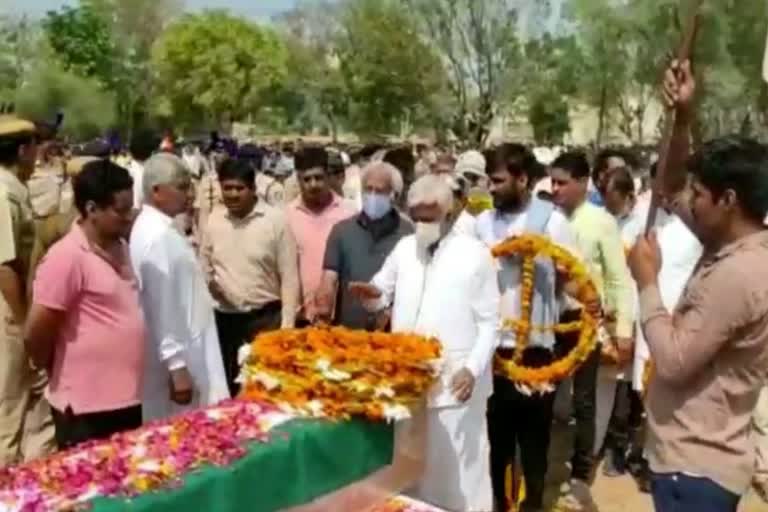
[
  {"xmin": 491, "ymin": 233, "xmax": 600, "ymax": 387},
  {"xmin": 238, "ymin": 325, "xmax": 442, "ymax": 421}
]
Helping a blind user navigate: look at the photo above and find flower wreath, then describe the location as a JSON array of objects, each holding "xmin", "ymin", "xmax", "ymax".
[
  {"xmin": 491, "ymin": 233, "xmax": 600, "ymax": 387},
  {"xmin": 238, "ymin": 326, "xmax": 442, "ymax": 421}
]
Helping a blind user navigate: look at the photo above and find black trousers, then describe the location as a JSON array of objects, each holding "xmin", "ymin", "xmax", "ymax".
[
  {"xmin": 52, "ymin": 405, "xmax": 142, "ymax": 450},
  {"xmin": 556, "ymin": 309, "xmax": 600, "ymax": 482},
  {"xmin": 214, "ymin": 301, "xmax": 282, "ymax": 397},
  {"xmin": 604, "ymin": 381, "xmax": 645, "ymax": 454},
  {"xmin": 488, "ymin": 375, "xmax": 556, "ymax": 511}
]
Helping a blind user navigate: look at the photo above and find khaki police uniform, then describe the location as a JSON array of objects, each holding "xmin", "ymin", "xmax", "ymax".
[{"xmin": 0, "ymin": 117, "xmax": 56, "ymax": 465}]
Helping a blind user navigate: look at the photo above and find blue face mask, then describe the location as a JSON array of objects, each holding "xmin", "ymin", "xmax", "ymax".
[{"xmin": 362, "ymin": 193, "xmax": 392, "ymax": 220}]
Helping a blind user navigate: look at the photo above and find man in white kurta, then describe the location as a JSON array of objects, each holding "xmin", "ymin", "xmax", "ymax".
[
  {"xmin": 129, "ymin": 153, "xmax": 229, "ymax": 422},
  {"xmin": 359, "ymin": 174, "xmax": 499, "ymax": 512}
]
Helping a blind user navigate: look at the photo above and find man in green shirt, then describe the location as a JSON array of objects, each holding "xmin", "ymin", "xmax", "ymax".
[{"xmin": 550, "ymin": 151, "xmax": 635, "ymax": 510}]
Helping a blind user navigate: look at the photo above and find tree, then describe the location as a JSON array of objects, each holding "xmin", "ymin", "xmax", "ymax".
[
  {"xmin": 335, "ymin": 0, "xmax": 446, "ymax": 137},
  {"xmin": 405, "ymin": 0, "xmax": 526, "ymax": 145},
  {"xmin": 15, "ymin": 62, "xmax": 115, "ymax": 140},
  {"xmin": 528, "ymin": 88, "xmax": 570, "ymax": 144},
  {"xmin": 272, "ymin": 2, "xmax": 349, "ymax": 139},
  {"xmin": 152, "ymin": 10, "xmax": 288, "ymax": 129}
]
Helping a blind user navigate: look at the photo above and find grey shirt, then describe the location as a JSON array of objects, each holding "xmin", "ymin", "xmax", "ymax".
[{"xmin": 323, "ymin": 210, "xmax": 413, "ymax": 329}]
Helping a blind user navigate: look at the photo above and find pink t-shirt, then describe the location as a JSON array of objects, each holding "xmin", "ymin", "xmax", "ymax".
[
  {"xmin": 33, "ymin": 224, "xmax": 146, "ymax": 415},
  {"xmin": 286, "ymin": 195, "xmax": 354, "ymax": 314}
]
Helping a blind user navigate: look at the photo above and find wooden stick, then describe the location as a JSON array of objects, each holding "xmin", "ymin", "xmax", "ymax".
[{"xmin": 645, "ymin": 0, "xmax": 703, "ymax": 234}]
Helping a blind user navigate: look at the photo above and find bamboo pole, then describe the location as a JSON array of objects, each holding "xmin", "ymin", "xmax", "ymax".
[{"xmin": 645, "ymin": 0, "xmax": 703, "ymax": 234}]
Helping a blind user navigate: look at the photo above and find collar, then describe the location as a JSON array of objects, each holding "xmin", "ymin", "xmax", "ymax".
[
  {"xmin": 709, "ymin": 229, "xmax": 768, "ymax": 264},
  {"xmin": 226, "ymin": 200, "xmax": 268, "ymax": 222},
  {"xmin": 292, "ymin": 193, "xmax": 343, "ymax": 215},
  {"xmin": 141, "ymin": 204, "xmax": 174, "ymax": 226},
  {"xmin": 357, "ymin": 209, "xmax": 400, "ymax": 239}
]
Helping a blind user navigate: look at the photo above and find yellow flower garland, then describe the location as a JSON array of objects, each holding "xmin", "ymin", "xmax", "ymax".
[{"xmin": 491, "ymin": 234, "xmax": 600, "ymax": 386}]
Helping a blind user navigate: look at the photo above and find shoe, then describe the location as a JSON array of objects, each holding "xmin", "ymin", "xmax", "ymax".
[
  {"xmin": 555, "ymin": 479, "xmax": 598, "ymax": 512},
  {"xmin": 602, "ymin": 448, "xmax": 626, "ymax": 478},
  {"xmin": 634, "ymin": 463, "xmax": 652, "ymax": 494}
]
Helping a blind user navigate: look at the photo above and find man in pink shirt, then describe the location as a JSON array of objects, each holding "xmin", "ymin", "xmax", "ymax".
[
  {"xmin": 286, "ymin": 147, "xmax": 354, "ymax": 323},
  {"xmin": 24, "ymin": 160, "xmax": 145, "ymax": 449}
]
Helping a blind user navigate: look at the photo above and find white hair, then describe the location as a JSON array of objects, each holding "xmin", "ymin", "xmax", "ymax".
[
  {"xmin": 407, "ymin": 174, "xmax": 453, "ymax": 214},
  {"xmin": 142, "ymin": 153, "xmax": 190, "ymax": 199},
  {"xmin": 360, "ymin": 161, "xmax": 404, "ymax": 196}
]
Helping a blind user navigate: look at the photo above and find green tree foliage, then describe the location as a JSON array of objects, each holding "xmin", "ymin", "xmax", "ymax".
[
  {"xmin": 335, "ymin": 0, "xmax": 446, "ymax": 137},
  {"xmin": 152, "ymin": 10, "xmax": 288, "ymax": 128},
  {"xmin": 42, "ymin": 6, "xmax": 116, "ymax": 87},
  {"xmin": 528, "ymin": 88, "xmax": 570, "ymax": 144},
  {"xmin": 15, "ymin": 62, "xmax": 115, "ymax": 140}
]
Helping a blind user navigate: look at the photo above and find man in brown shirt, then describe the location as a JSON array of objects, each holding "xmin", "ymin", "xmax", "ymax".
[
  {"xmin": 202, "ymin": 158, "xmax": 299, "ymax": 396},
  {"xmin": 628, "ymin": 60, "xmax": 768, "ymax": 512}
]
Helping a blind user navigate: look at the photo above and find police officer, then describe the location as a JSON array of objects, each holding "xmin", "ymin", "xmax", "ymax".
[{"xmin": 0, "ymin": 115, "xmax": 55, "ymax": 465}]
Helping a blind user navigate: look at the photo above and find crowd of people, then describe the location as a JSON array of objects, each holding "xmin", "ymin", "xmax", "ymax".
[{"xmin": 0, "ymin": 61, "xmax": 767, "ymax": 512}]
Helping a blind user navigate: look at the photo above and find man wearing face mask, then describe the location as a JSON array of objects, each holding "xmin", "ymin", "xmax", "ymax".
[
  {"xmin": 317, "ymin": 161, "xmax": 410, "ymax": 329},
  {"xmin": 349, "ymin": 173, "xmax": 500, "ymax": 512}
]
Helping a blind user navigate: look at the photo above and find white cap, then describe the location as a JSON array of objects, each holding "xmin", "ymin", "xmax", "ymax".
[{"xmin": 455, "ymin": 150, "xmax": 486, "ymax": 178}]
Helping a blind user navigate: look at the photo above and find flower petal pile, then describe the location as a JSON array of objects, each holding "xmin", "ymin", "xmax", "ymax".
[
  {"xmin": 0, "ymin": 401, "xmax": 291, "ymax": 512},
  {"xmin": 238, "ymin": 325, "xmax": 442, "ymax": 421},
  {"xmin": 371, "ymin": 496, "xmax": 447, "ymax": 512}
]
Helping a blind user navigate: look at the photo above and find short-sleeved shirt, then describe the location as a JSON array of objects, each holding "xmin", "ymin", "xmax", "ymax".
[
  {"xmin": 323, "ymin": 211, "xmax": 412, "ymax": 329},
  {"xmin": 286, "ymin": 195, "xmax": 355, "ymax": 315},
  {"xmin": 0, "ymin": 167, "xmax": 34, "ymax": 273},
  {"xmin": 33, "ymin": 223, "xmax": 146, "ymax": 414}
]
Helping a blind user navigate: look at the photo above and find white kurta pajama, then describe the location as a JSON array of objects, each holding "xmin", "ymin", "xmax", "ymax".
[
  {"xmin": 371, "ymin": 232, "xmax": 500, "ymax": 512},
  {"xmin": 130, "ymin": 205, "xmax": 229, "ymax": 422}
]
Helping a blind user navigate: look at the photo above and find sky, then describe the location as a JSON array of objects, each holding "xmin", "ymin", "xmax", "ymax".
[{"xmin": 6, "ymin": 0, "xmax": 307, "ymax": 20}]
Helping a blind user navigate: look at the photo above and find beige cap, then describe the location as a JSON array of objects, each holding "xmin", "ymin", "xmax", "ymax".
[
  {"xmin": 455, "ymin": 150, "xmax": 486, "ymax": 178},
  {"xmin": 65, "ymin": 156, "xmax": 100, "ymax": 177},
  {"xmin": 0, "ymin": 115, "xmax": 36, "ymax": 138}
]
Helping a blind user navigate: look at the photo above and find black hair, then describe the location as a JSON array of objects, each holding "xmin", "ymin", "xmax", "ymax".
[
  {"xmin": 551, "ymin": 151, "xmax": 591, "ymax": 180},
  {"xmin": 0, "ymin": 133, "xmax": 35, "ymax": 167},
  {"xmin": 217, "ymin": 158, "xmax": 256, "ymax": 188},
  {"xmin": 295, "ymin": 146, "xmax": 328, "ymax": 172},
  {"xmin": 383, "ymin": 146, "xmax": 415, "ymax": 184},
  {"xmin": 649, "ymin": 162, "xmax": 658, "ymax": 179},
  {"xmin": 483, "ymin": 143, "xmax": 538, "ymax": 180},
  {"xmin": 606, "ymin": 166, "xmax": 635, "ymax": 197},
  {"xmin": 73, "ymin": 159, "xmax": 133, "ymax": 217},
  {"xmin": 129, "ymin": 130, "xmax": 160, "ymax": 162},
  {"xmin": 687, "ymin": 135, "xmax": 768, "ymax": 223},
  {"xmin": 328, "ymin": 152, "xmax": 345, "ymax": 174}
]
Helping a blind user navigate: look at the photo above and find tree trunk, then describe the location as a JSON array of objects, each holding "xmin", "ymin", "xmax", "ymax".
[{"xmin": 595, "ymin": 83, "xmax": 607, "ymax": 149}]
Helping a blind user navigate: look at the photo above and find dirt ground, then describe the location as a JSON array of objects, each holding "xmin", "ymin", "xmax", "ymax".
[{"xmin": 543, "ymin": 422, "xmax": 766, "ymax": 512}]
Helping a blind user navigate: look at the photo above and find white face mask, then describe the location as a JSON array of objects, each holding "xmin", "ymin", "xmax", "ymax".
[{"xmin": 414, "ymin": 221, "xmax": 443, "ymax": 251}]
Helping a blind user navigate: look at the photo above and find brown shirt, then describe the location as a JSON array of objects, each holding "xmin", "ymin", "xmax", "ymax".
[
  {"xmin": 201, "ymin": 201, "xmax": 299, "ymax": 327},
  {"xmin": 640, "ymin": 230, "xmax": 768, "ymax": 494}
]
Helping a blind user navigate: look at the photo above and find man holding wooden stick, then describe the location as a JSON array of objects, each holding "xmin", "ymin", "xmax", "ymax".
[{"xmin": 627, "ymin": 59, "xmax": 768, "ymax": 512}]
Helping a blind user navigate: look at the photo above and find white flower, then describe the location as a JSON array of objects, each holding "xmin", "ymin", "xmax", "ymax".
[
  {"xmin": 254, "ymin": 372, "xmax": 280, "ymax": 390},
  {"xmin": 374, "ymin": 386, "xmax": 395, "ymax": 399},
  {"xmin": 306, "ymin": 400, "xmax": 325, "ymax": 416},
  {"xmin": 321, "ymin": 368, "xmax": 351, "ymax": 381},
  {"xmin": 315, "ymin": 358, "xmax": 331, "ymax": 371},
  {"xmin": 237, "ymin": 344, "xmax": 252, "ymax": 366},
  {"xmin": 382, "ymin": 403, "xmax": 411, "ymax": 422}
]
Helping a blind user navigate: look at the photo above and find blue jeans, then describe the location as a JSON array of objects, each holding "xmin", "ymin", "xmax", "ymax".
[{"xmin": 651, "ymin": 473, "xmax": 740, "ymax": 512}]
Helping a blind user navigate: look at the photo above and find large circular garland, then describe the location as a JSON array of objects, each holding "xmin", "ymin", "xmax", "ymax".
[
  {"xmin": 238, "ymin": 326, "xmax": 442, "ymax": 421},
  {"xmin": 491, "ymin": 233, "xmax": 600, "ymax": 386}
]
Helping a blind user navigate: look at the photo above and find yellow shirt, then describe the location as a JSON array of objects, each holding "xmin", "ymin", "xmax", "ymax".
[{"xmin": 569, "ymin": 201, "xmax": 634, "ymax": 337}]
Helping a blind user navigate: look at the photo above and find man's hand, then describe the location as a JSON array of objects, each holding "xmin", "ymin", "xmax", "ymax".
[
  {"xmin": 347, "ymin": 282, "xmax": 382, "ymax": 300},
  {"xmin": 615, "ymin": 337, "xmax": 634, "ymax": 365},
  {"xmin": 169, "ymin": 367, "xmax": 194, "ymax": 405},
  {"xmin": 629, "ymin": 231, "xmax": 662, "ymax": 290},
  {"xmin": 662, "ymin": 59, "xmax": 696, "ymax": 112},
  {"xmin": 450, "ymin": 368, "xmax": 475, "ymax": 403}
]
